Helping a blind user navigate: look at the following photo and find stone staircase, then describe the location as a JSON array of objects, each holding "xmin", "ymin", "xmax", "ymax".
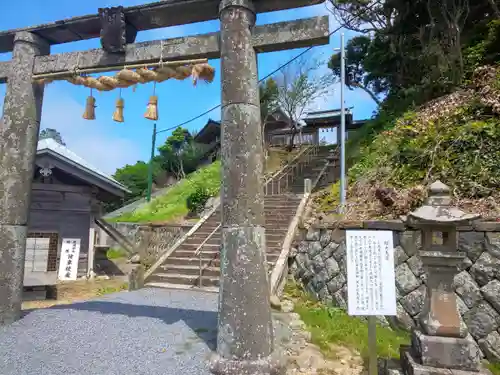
[
  {"xmin": 145, "ymin": 145, "xmax": 336, "ymax": 292},
  {"xmin": 288, "ymin": 150, "xmax": 336, "ymax": 194}
]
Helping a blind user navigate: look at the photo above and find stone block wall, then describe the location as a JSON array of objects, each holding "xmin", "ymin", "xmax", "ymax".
[
  {"xmin": 290, "ymin": 221, "xmax": 500, "ymax": 362},
  {"xmin": 135, "ymin": 223, "xmax": 193, "ymax": 267},
  {"xmin": 97, "ymin": 222, "xmax": 192, "ymax": 267}
]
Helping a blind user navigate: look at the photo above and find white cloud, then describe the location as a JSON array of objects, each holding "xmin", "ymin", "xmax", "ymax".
[{"xmin": 40, "ymin": 86, "xmax": 142, "ymax": 175}]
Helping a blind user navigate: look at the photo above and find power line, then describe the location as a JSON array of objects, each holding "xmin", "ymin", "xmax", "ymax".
[
  {"xmin": 156, "ymin": 104, "xmax": 220, "ymax": 135},
  {"xmin": 156, "ymin": 31, "xmax": 341, "ymax": 135},
  {"xmin": 156, "ymin": 1, "xmax": 378, "ymax": 136}
]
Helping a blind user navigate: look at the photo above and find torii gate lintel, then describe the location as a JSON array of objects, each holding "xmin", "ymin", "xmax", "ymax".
[
  {"xmin": 0, "ymin": 0, "xmax": 325, "ymax": 54},
  {"xmin": 0, "ymin": 16, "xmax": 329, "ymax": 83}
]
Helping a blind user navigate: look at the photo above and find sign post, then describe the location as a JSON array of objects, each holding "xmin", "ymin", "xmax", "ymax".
[
  {"xmin": 58, "ymin": 238, "xmax": 81, "ymax": 281},
  {"xmin": 346, "ymin": 230, "xmax": 397, "ymax": 375}
]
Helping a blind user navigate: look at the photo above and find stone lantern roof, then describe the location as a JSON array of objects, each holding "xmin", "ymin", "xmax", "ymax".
[{"xmin": 407, "ymin": 180, "xmax": 480, "ymax": 225}]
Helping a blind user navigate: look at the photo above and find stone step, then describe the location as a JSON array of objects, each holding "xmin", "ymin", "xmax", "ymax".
[
  {"xmin": 169, "ymin": 249, "xmax": 281, "ymax": 262},
  {"xmin": 204, "ymin": 202, "xmax": 301, "ymax": 208},
  {"xmin": 264, "ymin": 193, "xmax": 302, "ymax": 198},
  {"xmin": 147, "ymin": 273, "xmax": 220, "ymax": 287},
  {"xmin": 180, "ymin": 244, "xmax": 220, "ymax": 252},
  {"xmin": 166, "ymin": 256, "xmax": 216, "ymax": 265},
  {"xmin": 208, "ymin": 212, "xmax": 297, "ymax": 218},
  {"xmin": 183, "ymin": 231, "xmax": 285, "ymax": 245},
  {"xmin": 182, "ymin": 238, "xmax": 283, "ymax": 249},
  {"xmin": 165, "ymin": 257, "xmax": 275, "ymax": 268},
  {"xmin": 201, "ymin": 215, "xmax": 296, "ymax": 224},
  {"xmin": 198, "ymin": 222, "xmax": 291, "ymax": 229},
  {"xmin": 173, "ymin": 245, "xmax": 283, "ymax": 256},
  {"xmin": 172, "ymin": 249, "xmax": 214, "ymax": 258},
  {"xmin": 145, "ymin": 282, "xmax": 219, "ymax": 293},
  {"xmin": 150, "ymin": 257, "xmax": 279, "ymax": 284},
  {"xmin": 264, "ymin": 198, "xmax": 303, "ymax": 202},
  {"xmin": 160, "ymin": 264, "xmax": 221, "ymax": 277},
  {"xmin": 199, "ymin": 219, "xmax": 294, "ymax": 229},
  {"xmin": 194, "ymin": 227, "xmax": 290, "ymax": 236},
  {"xmin": 180, "ymin": 242, "xmax": 280, "ymax": 252}
]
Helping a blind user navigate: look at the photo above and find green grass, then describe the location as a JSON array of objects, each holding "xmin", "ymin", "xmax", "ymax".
[
  {"xmin": 114, "ymin": 161, "xmax": 221, "ymax": 223},
  {"xmin": 488, "ymin": 362, "xmax": 500, "ymax": 375},
  {"xmin": 284, "ymin": 282, "xmax": 410, "ymax": 362},
  {"xmin": 106, "ymin": 247, "xmax": 129, "ymax": 259},
  {"xmin": 96, "ymin": 283, "xmax": 128, "ymax": 296},
  {"xmin": 112, "ymin": 147, "xmax": 303, "ymax": 224}
]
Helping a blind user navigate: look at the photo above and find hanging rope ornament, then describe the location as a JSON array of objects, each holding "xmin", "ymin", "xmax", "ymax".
[
  {"xmin": 83, "ymin": 88, "xmax": 96, "ymax": 120},
  {"xmin": 113, "ymin": 89, "xmax": 125, "ymax": 123},
  {"xmin": 144, "ymin": 82, "xmax": 158, "ymax": 121},
  {"xmin": 143, "ymin": 43, "xmax": 163, "ymax": 121}
]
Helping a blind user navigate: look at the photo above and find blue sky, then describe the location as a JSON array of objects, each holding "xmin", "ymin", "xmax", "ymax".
[{"xmin": 0, "ymin": 1, "xmax": 377, "ymax": 175}]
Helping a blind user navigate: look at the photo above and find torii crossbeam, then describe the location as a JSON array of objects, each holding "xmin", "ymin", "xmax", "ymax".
[{"xmin": 0, "ymin": 1, "xmax": 329, "ymax": 374}]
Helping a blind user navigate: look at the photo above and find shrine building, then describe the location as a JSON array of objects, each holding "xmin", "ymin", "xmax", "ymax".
[{"xmin": 25, "ymin": 138, "xmax": 129, "ymax": 296}]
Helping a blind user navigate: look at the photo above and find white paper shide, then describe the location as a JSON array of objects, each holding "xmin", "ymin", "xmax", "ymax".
[
  {"xmin": 57, "ymin": 238, "xmax": 81, "ymax": 281},
  {"xmin": 346, "ymin": 230, "xmax": 397, "ymax": 316}
]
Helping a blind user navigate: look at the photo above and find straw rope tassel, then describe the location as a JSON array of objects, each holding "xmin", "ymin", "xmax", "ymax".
[
  {"xmin": 144, "ymin": 83, "xmax": 158, "ymax": 121},
  {"xmin": 83, "ymin": 89, "xmax": 96, "ymax": 120},
  {"xmin": 113, "ymin": 90, "xmax": 125, "ymax": 122}
]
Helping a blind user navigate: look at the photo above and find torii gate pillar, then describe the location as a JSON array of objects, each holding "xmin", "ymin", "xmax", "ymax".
[
  {"xmin": 210, "ymin": 0, "xmax": 281, "ymax": 374},
  {"xmin": 0, "ymin": 31, "xmax": 49, "ymax": 325}
]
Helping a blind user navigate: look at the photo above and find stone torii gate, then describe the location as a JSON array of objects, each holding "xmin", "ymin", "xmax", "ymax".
[{"xmin": 0, "ymin": 0, "xmax": 329, "ymax": 373}]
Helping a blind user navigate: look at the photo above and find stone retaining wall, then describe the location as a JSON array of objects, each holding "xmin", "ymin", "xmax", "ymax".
[
  {"xmin": 290, "ymin": 220, "xmax": 500, "ymax": 362},
  {"xmin": 135, "ymin": 223, "xmax": 193, "ymax": 267}
]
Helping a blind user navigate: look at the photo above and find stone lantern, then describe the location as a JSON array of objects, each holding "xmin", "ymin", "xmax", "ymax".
[{"xmin": 401, "ymin": 181, "xmax": 487, "ymax": 375}]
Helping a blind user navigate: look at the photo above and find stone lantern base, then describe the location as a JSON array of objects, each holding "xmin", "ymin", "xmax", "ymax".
[
  {"xmin": 379, "ymin": 343, "xmax": 493, "ymax": 375},
  {"xmin": 400, "ymin": 346, "xmax": 492, "ymax": 375},
  {"xmin": 410, "ymin": 330, "xmax": 481, "ymax": 371}
]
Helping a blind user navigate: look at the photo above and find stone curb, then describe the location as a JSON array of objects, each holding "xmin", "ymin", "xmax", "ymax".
[{"xmin": 300, "ymin": 220, "xmax": 500, "ymax": 232}]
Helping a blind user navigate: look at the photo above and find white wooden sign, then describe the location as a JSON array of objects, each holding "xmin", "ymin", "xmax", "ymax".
[
  {"xmin": 346, "ymin": 230, "xmax": 397, "ymax": 316},
  {"xmin": 58, "ymin": 238, "xmax": 81, "ymax": 281}
]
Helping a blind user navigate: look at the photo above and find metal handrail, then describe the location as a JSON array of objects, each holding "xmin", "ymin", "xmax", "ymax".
[
  {"xmin": 264, "ymin": 145, "xmax": 313, "ymax": 195},
  {"xmin": 195, "ymin": 223, "xmax": 221, "ymax": 287},
  {"xmin": 269, "ymin": 144, "xmax": 319, "ymax": 195}
]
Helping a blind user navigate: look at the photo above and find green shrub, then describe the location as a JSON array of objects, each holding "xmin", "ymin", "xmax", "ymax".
[
  {"xmin": 186, "ymin": 185, "xmax": 214, "ymax": 214},
  {"xmin": 114, "ymin": 161, "xmax": 221, "ymax": 223},
  {"xmin": 106, "ymin": 247, "xmax": 128, "ymax": 259},
  {"xmin": 464, "ymin": 20, "xmax": 500, "ymax": 74},
  {"xmin": 350, "ymin": 102, "xmax": 500, "ymax": 199}
]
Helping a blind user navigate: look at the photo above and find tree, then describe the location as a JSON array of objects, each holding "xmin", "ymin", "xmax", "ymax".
[
  {"xmin": 327, "ymin": 0, "xmax": 395, "ymax": 35},
  {"xmin": 259, "ymin": 78, "xmax": 279, "ymax": 156},
  {"xmin": 326, "ymin": 0, "xmax": 498, "ymax": 105},
  {"xmin": 113, "ymin": 160, "xmax": 161, "ymax": 200},
  {"xmin": 275, "ymin": 57, "xmax": 333, "ymax": 150},
  {"xmin": 39, "ymin": 128, "xmax": 66, "ymax": 146},
  {"xmin": 328, "ymin": 35, "xmax": 384, "ymax": 105},
  {"xmin": 157, "ymin": 127, "xmax": 204, "ymax": 179}
]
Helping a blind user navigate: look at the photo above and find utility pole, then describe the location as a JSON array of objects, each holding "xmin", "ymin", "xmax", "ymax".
[
  {"xmin": 339, "ymin": 33, "xmax": 346, "ymax": 212},
  {"xmin": 146, "ymin": 122, "xmax": 157, "ymax": 202}
]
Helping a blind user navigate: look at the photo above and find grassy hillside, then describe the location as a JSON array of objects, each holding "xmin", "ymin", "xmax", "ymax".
[
  {"xmin": 112, "ymin": 161, "xmax": 221, "ymax": 223},
  {"xmin": 316, "ymin": 65, "xmax": 500, "ymax": 220},
  {"xmin": 112, "ymin": 147, "xmax": 302, "ymax": 224}
]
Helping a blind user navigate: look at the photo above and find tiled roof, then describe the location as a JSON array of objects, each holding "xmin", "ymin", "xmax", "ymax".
[
  {"xmin": 304, "ymin": 108, "xmax": 352, "ymax": 120},
  {"xmin": 37, "ymin": 138, "xmax": 130, "ymax": 193}
]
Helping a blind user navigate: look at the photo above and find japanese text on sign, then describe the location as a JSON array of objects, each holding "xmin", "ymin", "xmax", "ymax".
[
  {"xmin": 346, "ymin": 230, "xmax": 397, "ymax": 316},
  {"xmin": 57, "ymin": 238, "xmax": 81, "ymax": 281}
]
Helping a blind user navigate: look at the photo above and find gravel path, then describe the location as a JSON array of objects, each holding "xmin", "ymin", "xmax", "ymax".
[{"xmin": 0, "ymin": 288, "xmax": 219, "ymax": 375}]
